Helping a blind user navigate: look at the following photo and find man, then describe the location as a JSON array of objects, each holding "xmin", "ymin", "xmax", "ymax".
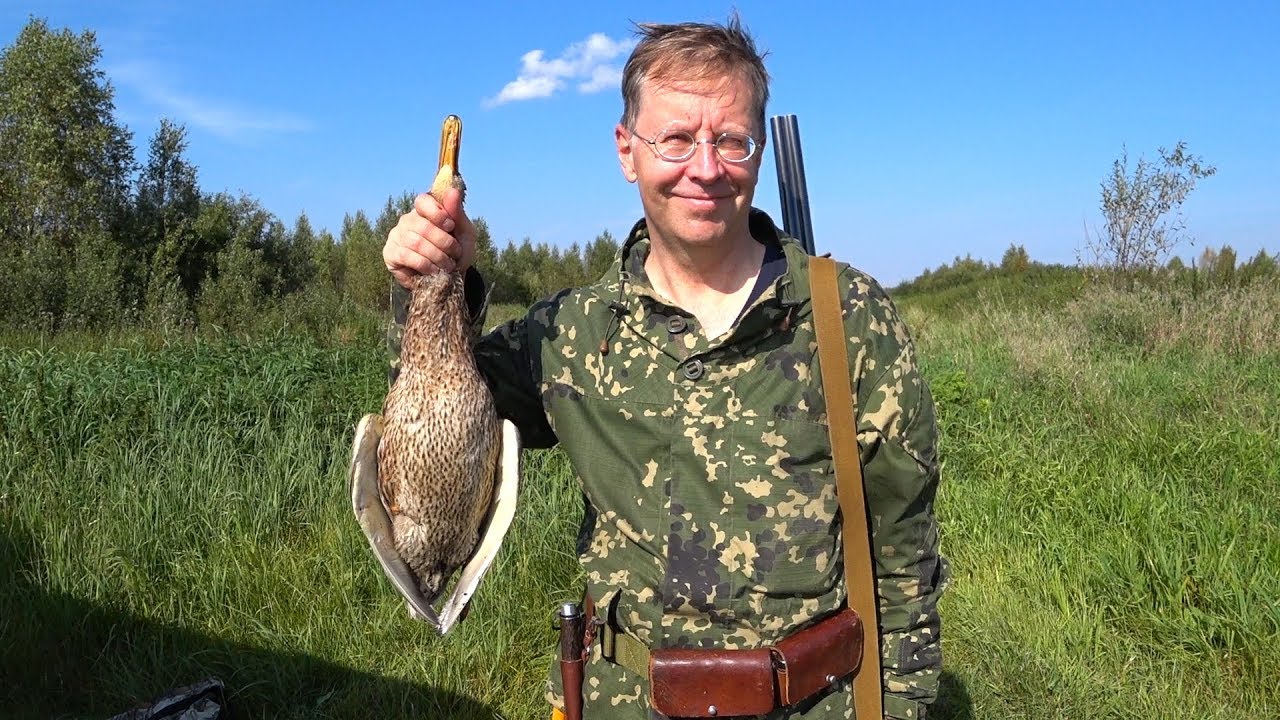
[{"xmin": 382, "ymin": 17, "xmax": 946, "ymax": 719}]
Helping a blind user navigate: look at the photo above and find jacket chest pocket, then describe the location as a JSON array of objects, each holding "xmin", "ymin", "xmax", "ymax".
[
  {"xmin": 545, "ymin": 391, "xmax": 670, "ymax": 559},
  {"xmin": 723, "ymin": 417, "xmax": 842, "ymax": 604}
]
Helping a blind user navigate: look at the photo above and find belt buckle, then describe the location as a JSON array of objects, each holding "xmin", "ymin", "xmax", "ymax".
[
  {"xmin": 768, "ymin": 646, "xmax": 793, "ymax": 705},
  {"xmin": 592, "ymin": 616, "xmax": 611, "ymax": 661}
]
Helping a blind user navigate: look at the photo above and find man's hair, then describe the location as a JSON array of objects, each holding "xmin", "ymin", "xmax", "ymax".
[{"xmin": 619, "ymin": 14, "xmax": 770, "ymax": 137}]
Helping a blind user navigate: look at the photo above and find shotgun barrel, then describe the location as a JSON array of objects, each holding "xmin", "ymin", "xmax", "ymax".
[{"xmin": 770, "ymin": 114, "xmax": 816, "ymax": 255}]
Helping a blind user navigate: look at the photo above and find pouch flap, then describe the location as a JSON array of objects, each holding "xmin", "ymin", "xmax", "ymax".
[
  {"xmin": 773, "ymin": 608, "xmax": 863, "ymax": 705},
  {"xmin": 649, "ymin": 647, "xmax": 775, "ymax": 717}
]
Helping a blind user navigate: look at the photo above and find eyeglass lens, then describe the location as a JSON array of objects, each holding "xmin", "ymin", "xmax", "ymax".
[{"xmin": 652, "ymin": 131, "xmax": 755, "ymax": 162}]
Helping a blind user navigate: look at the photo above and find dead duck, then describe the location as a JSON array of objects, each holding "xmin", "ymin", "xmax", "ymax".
[{"xmin": 348, "ymin": 115, "xmax": 520, "ymax": 634}]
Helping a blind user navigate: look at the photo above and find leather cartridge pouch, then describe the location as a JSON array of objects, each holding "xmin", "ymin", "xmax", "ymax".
[
  {"xmin": 647, "ymin": 608, "xmax": 863, "ymax": 717},
  {"xmin": 772, "ymin": 607, "xmax": 864, "ymax": 705},
  {"xmin": 649, "ymin": 647, "xmax": 775, "ymax": 718}
]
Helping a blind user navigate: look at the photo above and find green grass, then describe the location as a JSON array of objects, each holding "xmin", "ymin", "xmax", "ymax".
[
  {"xmin": 905, "ymin": 280, "xmax": 1280, "ymax": 718},
  {"xmin": 0, "ymin": 335, "xmax": 583, "ymax": 719},
  {"xmin": 2, "ymin": 279, "xmax": 1278, "ymax": 718},
  {"xmin": 892, "ymin": 265, "xmax": 1086, "ymax": 318}
]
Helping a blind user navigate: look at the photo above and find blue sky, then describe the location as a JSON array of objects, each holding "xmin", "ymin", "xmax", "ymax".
[{"xmin": 4, "ymin": 1, "xmax": 1277, "ymax": 284}]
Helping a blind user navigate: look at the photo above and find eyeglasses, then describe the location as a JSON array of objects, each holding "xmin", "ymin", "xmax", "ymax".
[{"xmin": 631, "ymin": 129, "xmax": 760, "ymax": 163}]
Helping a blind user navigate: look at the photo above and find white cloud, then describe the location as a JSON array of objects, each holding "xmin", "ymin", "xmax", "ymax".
[
  {"xmin": 485, "ymin": 33, "xmax": 636, "ymax": 108},
  {"xmin": 578, "ymin": 64, "xmax": 623, "ymax": 94},
  {"xmin": 491, "ymin": 69, "xmax": 563, "ymax": 104},
  {"xmin": 109, "ymin": 60, "xmax": 310, "ymax": 141}
]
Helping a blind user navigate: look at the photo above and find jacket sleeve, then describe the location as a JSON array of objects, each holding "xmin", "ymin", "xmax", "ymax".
[
  {"xmin": 386, "ymin": 271, "xmax": 557, "ymax": 449},
  {"xmin": 387, "ymin": 281, "xmax": 411, "ymax": 385},
  {"xmin": 471, "ymin": 310, "xmax": 558, "ymax": 450},
  {"xmin": 849, "ymin": 278, "xmax": 948, "ymax": 719}
]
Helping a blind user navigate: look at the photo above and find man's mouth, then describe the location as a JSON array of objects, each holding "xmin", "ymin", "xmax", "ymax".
[{"xmin": 677, "ymin": 194, "xmax": 728, "ymax": 207}]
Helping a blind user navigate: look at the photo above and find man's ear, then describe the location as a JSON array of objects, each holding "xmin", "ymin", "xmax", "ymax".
[{"xmin": 615, "ymin": 124, "xmax": 637, "ymax": 183}]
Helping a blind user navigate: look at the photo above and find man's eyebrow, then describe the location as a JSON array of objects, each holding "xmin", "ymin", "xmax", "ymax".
[{"xmin": 654, "ymin": 119, "xmax": 753, "ymax": 133}]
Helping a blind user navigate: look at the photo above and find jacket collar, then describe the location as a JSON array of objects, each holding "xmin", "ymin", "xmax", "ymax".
[{"xmin": 588, "ymin": 208, "xmax": 809, "ymax": 353}]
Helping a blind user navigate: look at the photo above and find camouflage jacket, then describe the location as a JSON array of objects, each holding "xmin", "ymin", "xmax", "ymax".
[{"xmin": 390, "ymin": 209, "xmax": 947, "ymax": 719}]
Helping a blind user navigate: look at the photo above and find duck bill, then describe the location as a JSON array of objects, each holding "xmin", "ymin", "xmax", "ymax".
[
  {"xmin": 429, "ymin": 115, "xmax": 463, "ymax": 201},
  {"xmin": 437, "ymin": 114, "xmax": 461, "ymax": 176}
]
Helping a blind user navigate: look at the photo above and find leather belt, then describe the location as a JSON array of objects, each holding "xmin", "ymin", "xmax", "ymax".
[{"xmin": 585, "ymin": 595, "xmax": 864, "ymax": 718}]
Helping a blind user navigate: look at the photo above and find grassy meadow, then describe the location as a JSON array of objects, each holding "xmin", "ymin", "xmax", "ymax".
[
  {"xmin": 905, "ymin": 276, "xmax": 1280, "ymax": 718},
  {"xmin": 2, "ymin": 277, "xmax": 1278, "ymax": 719}
]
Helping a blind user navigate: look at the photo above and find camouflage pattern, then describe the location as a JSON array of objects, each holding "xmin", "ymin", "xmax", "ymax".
[
  {"xmin": 389, "ymin": 208, "xmax": 947, "ymax": 719},
  {"xmin": 389, "ymin": 282, "xmax": 409, "ymax": 384}
]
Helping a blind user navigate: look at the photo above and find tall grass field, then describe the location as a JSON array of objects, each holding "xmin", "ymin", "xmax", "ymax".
[{"xmin": 2, "ymin": 280, "xmax": 1278, "ymax": 719}]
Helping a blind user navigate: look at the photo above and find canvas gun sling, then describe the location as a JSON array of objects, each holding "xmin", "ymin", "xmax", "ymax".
[
  {"xmin": 810, "ymin": 255, "xmax": 884, "ymax": 720},
  {"xmin": 582, "ymin": 257, "xmax": 883, "ymax": 718}
]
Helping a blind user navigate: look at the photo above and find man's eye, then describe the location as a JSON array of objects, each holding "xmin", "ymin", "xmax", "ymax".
[{"xmin": 657, "ymin": 132, "xmax": 694, "ymax": 150}]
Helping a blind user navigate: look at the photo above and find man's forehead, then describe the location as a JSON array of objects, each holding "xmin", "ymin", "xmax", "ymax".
[
  {"xmin": 640, "ymin": 71, "xmax": 749, "ymax": 99},
  {"xmin": 635, "ymin": 75, "xmax": 756, "ymax": 120}
]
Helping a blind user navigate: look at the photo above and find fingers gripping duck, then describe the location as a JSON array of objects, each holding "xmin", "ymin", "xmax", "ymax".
[{"xmin": 349, "ymin": 115, "xmax": 521, "ymax": 634}]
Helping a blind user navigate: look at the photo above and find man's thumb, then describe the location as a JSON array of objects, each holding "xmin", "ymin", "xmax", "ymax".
[
  {"xmin": 441, "ymin": 188, "xmax": 471, "ymax": 233},
  {"xmin": 441, "ymin": 187, "xmax": 476, "ymax": 268}
]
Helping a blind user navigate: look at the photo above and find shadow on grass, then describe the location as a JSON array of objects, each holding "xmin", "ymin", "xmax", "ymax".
[
  {"xmin": 0, "ymin": 523, "xmax": 500, "ymax": 720},
  {"xmin": 932, "ymin": 670, "xmax": 974, "ymax": 720}
]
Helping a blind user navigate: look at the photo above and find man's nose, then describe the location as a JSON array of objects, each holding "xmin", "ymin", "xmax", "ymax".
[{"xmin": 685, "ymin": 139, "xmax": 725, "ymax": 181}]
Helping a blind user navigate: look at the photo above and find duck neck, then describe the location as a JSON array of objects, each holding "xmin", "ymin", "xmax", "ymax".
[{"xmin": 400, "ymin": 273, "xmax": 471, "ymax": 366}]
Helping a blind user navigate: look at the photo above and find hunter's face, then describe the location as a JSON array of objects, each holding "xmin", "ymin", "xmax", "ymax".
[{"xmin": 615, "ymin": 72, "xmax": 763, "ymax": 251}]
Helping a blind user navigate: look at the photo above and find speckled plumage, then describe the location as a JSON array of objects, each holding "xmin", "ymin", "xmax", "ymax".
[
  {"xmin": 377, "ymin": 266, "xmax": 502, "ymax": 606},
  {"xmin": 373, "ymin": 269, "xmax": 499, "ymax": 604},
  {"xmin": 349, "ymin": 116, "xmax": 518, "ymax": 632},
  {"xmin": 375, "ymin": 141, "xmax": 502, "ymax": 608}
]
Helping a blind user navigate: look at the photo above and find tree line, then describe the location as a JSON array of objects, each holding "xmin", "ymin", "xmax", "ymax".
[
  {"xmin": 893, "ymin": 241, "xmax": 1277, "ymax": 299},
  {"xmin": 0, "ymin": 18, "xmax": 619, "ymax": 336}
]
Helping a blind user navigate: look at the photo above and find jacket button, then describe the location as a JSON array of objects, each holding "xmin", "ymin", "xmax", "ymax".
[
  {"xmin": 681, "ymin": 359, "xmax": 704, "ymax": 381},
  {"xmin": 666, "ymin": 315, "xmax": 687, "ymax": 334}
]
